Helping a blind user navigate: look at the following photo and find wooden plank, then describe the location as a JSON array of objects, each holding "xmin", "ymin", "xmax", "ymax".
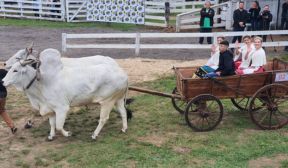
[
  {"xmin": 145, "ymin": 15, "xmax": 165, "ymax": 21},
  {"xmin": 144, "ymin": 22, "xmax": 166, "ymax": 27},
  {"xmin": 66, "ymin": 33, "xmax": 136, "ymax": 39},
  {"xmin": 66, "ymin": 44, "xmax": 136, "ymax": 49},
  {"xmin": 140, "ymin": 44, "xmax": 211, "ymax": 49},
  {"xmin": 129, "ymin": 86, "xmax": 182, "ymax": 99}
]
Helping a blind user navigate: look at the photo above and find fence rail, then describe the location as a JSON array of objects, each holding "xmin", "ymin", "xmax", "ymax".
[
  {"xmin": 145, "ymin": 0, "xmax": 218, "ymax": 28},
  {"xmin": 0, "ymin": 0, "xmax": 65, "ymax": 21},
  {"xmin": 62, "ymin": 30, "xmax": 288, "ymax": 57}
]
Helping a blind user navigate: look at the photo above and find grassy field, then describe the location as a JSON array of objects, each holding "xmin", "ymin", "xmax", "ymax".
[
  {"xmin": 0, "ymin": 18, "xmax": 140, "ymax": 31},
  {"xmin": 5, "ymin": 75, "xmax": 288, "ymax": 168}
]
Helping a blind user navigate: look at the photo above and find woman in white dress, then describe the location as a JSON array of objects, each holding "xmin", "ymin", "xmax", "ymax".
[
  {"xmin": 236, "ymin": 36, "xmax": 267, "ymax": 74},
  {"xmin": 234, "ymin": 35, "xmax": 256, "ymax": 70},
  {"xmin": 206, "ymin": 36, "xmax": 225, "ymax": 70}
]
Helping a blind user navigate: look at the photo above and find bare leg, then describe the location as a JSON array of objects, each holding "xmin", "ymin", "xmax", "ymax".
[
  {"xmin": 48, "ymin": 114, "xmax": 56, "ymax": 140},
  {"xmin": 92, "ymin": 101, "xmax": 115, "ymax": 140},
  {"xmin": 116, "ymin": 98, "xmax": 128, "ymax": 133}
]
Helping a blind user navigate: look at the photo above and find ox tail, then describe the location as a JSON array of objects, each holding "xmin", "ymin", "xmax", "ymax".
[{"xmin": 124, "ymin": 81, "xmax": 133, "ymax": 120}]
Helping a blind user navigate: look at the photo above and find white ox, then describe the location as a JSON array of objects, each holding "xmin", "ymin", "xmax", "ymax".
[{"xmin": 3, "ymin": 49, "xmax": 129, "ymax": 140}]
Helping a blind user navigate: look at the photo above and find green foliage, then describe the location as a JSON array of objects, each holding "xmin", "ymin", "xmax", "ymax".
[{"xmin": 281, "ymin": 160, "xmax": 288, "ymax": 168}]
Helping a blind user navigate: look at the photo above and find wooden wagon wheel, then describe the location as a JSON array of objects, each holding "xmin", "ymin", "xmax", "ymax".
[
  {"xmin": 249, "ymin": 84, "xmax": 288, "ymax": 130},
  {"xmin": 231, "ymin": 98, "xmax": 250, "ymax": 111},
  {"xmin": 171, "ymin": 87, "xmax": 187, "ymax": 114},
  {"xmin": 185, "ymin": 94, "xmax": 223, "ymax": 132}
]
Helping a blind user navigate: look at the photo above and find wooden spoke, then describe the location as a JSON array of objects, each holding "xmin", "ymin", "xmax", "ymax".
[
  {"xmin": 185, "ymin": 94, "xmax": 223, "ymax": 132},
  {"xmin": 249, "ymin": 84, "xmax": 288, "ymax": 130}
]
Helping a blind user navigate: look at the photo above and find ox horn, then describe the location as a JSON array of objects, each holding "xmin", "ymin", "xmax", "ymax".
[
  {"xmin": 26, "ymin": 42, "xmax": 34, "ymax": 55},
  {"xmin": 20, "ymin": 59, "xmax": 36, "ymax": 66}
]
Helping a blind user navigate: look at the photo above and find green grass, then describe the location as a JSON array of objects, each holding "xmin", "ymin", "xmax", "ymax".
[
  {"xmin": 280, "ymin": 54, "xmax": 288, "ymax": 61},
  {"xmin": 0, "ymin": 18, "xmax": 140, "ymax": 31},
  {"xmin": 24, "ymin": 75, "xmax": 288, "ymax": 168}
]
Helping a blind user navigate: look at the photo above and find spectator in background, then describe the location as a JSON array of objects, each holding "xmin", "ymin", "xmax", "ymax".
[
  {"xmin": 232, "ymin": 1, "xmax": 249, "ymax": 43},
  {"xmin": 281, "ymin": 0, "xmax": 288, "ymax": 30},
  {"xmin": 249, "ymin": 1, "xmax": 261, "ymax": 31},
  {"xmin": 259, "ymin": 5, "xmax": 273, "ymax": 42},
  {"xmin": 281, "ymin": 0, "xmax": 288, "ymax": 51},
  {"xmin": 199, "ymin": 1, "xmax": 215, "ymax": 44}
]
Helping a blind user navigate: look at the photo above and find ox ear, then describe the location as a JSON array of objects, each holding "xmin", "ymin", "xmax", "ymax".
[{"xmin": 26, "ymin": 42, "xmax": 34, "ymax": 55}]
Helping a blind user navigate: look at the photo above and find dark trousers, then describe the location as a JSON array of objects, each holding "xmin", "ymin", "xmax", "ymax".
[
  {"xmin": 199, "ymin": 28, "xmax": 212, "ymax": 44},
  {"xmin": 281, "ymin": 18, "xmax": 288, "ymax": 50},
  {"xmin": 232, "ymin": 27, "xmax": 245, "ymax": 43},
  {"xmin": 250, "ymin": 19, "xmax": 259, "ymax": 31},
  {"xmin": 261, "ymin": 26, "xmax": 269, "ymax": 42},
  {"xmin": 281, "ymin": 17, "xmax": 288, "ymax": 30}
]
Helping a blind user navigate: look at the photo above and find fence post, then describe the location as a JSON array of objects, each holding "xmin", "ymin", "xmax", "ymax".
[
  {"xmin": 165, "ymin": 2, "xmax": 170, "ymax": 27},
  {"xmin": 225, "ymin": 1, "xmax": 233, "ymax": 30},
  {"xmin": 213, "ymin": 33, "xmax": 217, "ymax": 45},
  {"xmin": 176, "ymin": 15, "xmax": 180, "ymax": 32},
  {"xmin": 135, "ymin": 33, "xmax": 141, "ymax": 57},
  {"xmin": 62, "ymin": 33, "xmax": 67, "ymax": 53},
  {"xmin": 61, "ymin": 0, "xmax": 66, "ymax": 21}
]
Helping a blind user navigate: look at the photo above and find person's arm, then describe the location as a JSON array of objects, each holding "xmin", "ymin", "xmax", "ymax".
[
  {"xmin": 233, "ymin": 10, "xmax": 238, "ymax": 24},
  {"xmin": 268, "ymin": 13, "xmax": 273, "ymax": 22},
  {"xmin": 222, "ymin": 53, "xmax": 234, "ymax": 75},
  {"xmin": 215, "ymin": 54, "xmax": 223, "ymax": 72},
  {"xmin": 208, "ymin": 8, "xmax": 215, "ymax": 18},
  {"xmin": 200, "ymin": 8, "xmax": 207, "ymax": 17}
]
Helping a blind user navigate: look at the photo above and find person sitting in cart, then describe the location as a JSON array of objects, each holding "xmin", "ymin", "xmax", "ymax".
[
  {"xmin": 205, "ymin": 40, "xmax": 235, "ymax": 78},
  {"xmin": 205, "ymin": 36, "xmax": 226, "ymax": 70},
  {"xmin": 234, "ymin": 35, "xmax": 255, "ymax": 70},
  {"xmin": 236, "ymin": 36, "xmax": 267, "ymax": 74}
]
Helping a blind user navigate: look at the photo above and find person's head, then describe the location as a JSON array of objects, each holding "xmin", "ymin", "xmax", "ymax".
[
  {"xmin": 204, "ymin": 1, "xmax": 211, "ymax": 9},
  {"xmin": 251, "ymin": 1, "xmax": 260, "ymax": 9},
  {"xmin": 254, "ymin": 36, "xmax": 263, "ymax": 49},
  {"xmin": 243, "ymin": 35, "xmax": 252, "ymax": 45},
  {"xmin": 217, "ymin": 36, "xmax": 225, "ymax": 44},
  {"xmin": 263, "ymin": 5, "xmax": 270, "ymax": 11},
  {"xmin": 219, "ymin": 40, "xmax": 229, "ymax": 52},
  {"xmin": 239, "ymin": 1, "xmax": 245, "ymax": 9}
]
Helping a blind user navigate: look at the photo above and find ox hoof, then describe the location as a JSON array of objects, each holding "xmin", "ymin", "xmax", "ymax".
[
  {"xmin": 47, "ymin": 136, "xmax": 54, "ymax": 141},
  {"xmin": 91, "ymin": 134, "xmax": 97, "ymax": 140},
  {"xmin": 24, "ymin": 120, "xmax": 33, "ymax": 129},
  {"xmin": 121, "ymin": 128, "xmax": 127, "ymax": 133},
  {"xmin": 63, "ymin": 131, "xmax": 72, "ymax": 137}
]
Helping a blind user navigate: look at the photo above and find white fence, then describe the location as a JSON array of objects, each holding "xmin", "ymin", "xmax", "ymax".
[
  {"xmin": 0, "ymin": 0, "xmax": 65, "ymax": 21},
  {"xmin": 176, "ymin": 1, "xmax": 232, "ymax": 32},
  {"xmin": 145, "ymin": 0, "xmax": 218, "ymax": 27},
  {"xmin": 62, "ymin": 30, "xmax": 288, "ymax": 56}
]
